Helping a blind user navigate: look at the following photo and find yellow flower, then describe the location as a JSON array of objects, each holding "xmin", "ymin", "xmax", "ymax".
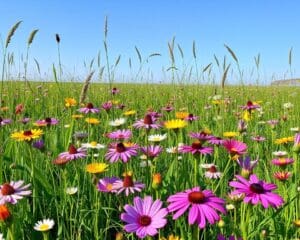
[
  {"xmin": 86, "ymin": 163, "xmax": 108, "ymax": 174},
  {"xmin": 294, "ymin": 219, "xmax": 300, "ymax": 227},
  {"xmin": 123, "ymin": 110, "xmax": 136, "ymax": 116},
  {"xmin": 65, "ymin": 98, "xmax": 77, "ymax": 107},
  {"xmin": 11, "ymin": 129, "xmax": 43, "ymax": 141},
  {"xmin": 243, "ymin": 110, "xmax": 251, "ymax": 121},
  {"xmin": 175, "ymin": 111, "xmax": 189, "ymax": 119},
  {"xmin": 275, "ymin": 136, "xmax": 294, "ymax": 145},
  {"xmin": 212, "ymin": 99, "xmax": 222, "ymax": 105},
  {"xmin": 223, "ymin": 131, "xmax": 239, "ymax": 138},
  {"xmin": 160, "ymin": 234, "xmax": 182, "ymax": 240},
  {"xmin": 72, "ymin": 114, "xmax": 83, "ymax": 119},
  {"xmin": 164, "ymin": 119, "xmax": 187, "ymax": 130},
  {"xmin": 0, "ymin": 106, "xmax": 9, "ymax": 111},
  {"xmin": 85, "ymin": 118, "xmax": 100, "ymax": 125}
]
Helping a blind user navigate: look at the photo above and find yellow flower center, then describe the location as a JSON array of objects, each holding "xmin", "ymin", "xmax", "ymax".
[
  {"xmin": 90, "ymin": 141, "xmax": 97, "ymax": 147},
  {"xmin": 39, "ymin": 224, "xmax": 50, "ymax": 231}
]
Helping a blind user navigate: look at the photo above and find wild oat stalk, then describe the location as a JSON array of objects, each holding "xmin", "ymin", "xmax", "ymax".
[
  {"xmin": 55, "ymin": 33, "xmax": 62, "ymax": 81},
  {"xmin": 24, "ymin": 29, "xmax": 39, "ymax": 93},
  {"xmin": 224, "ymin": 44, "xmax": 243, "ymax": 85},
  {"xmin": 79, "ymin": 71, "xmax": 94, "ymax": 104},
  {"xmin": 1, "ymin": 20, "xmax": 22, "ymax": 106}
]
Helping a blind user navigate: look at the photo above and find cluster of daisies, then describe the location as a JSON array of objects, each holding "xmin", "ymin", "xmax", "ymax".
[{"xmin": 1, "ymin": 90, "xmax": 300, "ymax": 239}]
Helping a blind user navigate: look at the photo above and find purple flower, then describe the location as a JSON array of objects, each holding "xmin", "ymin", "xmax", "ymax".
[
  {"xmin": 32, "ymin": 139, "xmax": 45, "ymax": 150},
  {"xmin": 58, "ymin": 145, "xmax": 87, "ymax": 161},
  {"xmin": 0, "ymin": 117, "xmax": 12, "ymax": 126},
  {"xmin": 78, "ymin": 103, "xmax": 100, "ymax": 114},
  {"xmin": 106, "ymin": 129, "xmax": 132, "ymax": 140},
  {"xmin": 105, "ymin": 142, "xmax": 138, "ymax": 163},
  {"xmin": 237, "ymin": 156, "xmax": 258, "ymax": 178},
  {"xmin": 97, "ymin": 177, "xmax": 120, "ymax": 193},
  {"xmin": 0, "ymin": 180, "xmax": 31, "ymax": 205},
  {"xmin": 241, "ymin": 101, "xmax": 260, "ymax": 111},
  {"xmin": 208, "ymin": 137, "xmax": 224, "ymax": 145},
  {"xmin": 229, "ymin": 174, "xmax": 284, "ymax": 208},
  {"xmin": 217, "ymin": 234, "xmax": 243, "ymax": 240},
  {"xmin": 121, "ymin": 196, "xmax": 168, "ymax": 239},
  {"xmin": 161, "ymin": 105, "xmax": 174, "ymax": 112},
  {"xmin": 179, "ymin": 141, "xmax": 213, "ymax": 155},
  {"xmin": 251, "ymin": 135, "xmax": 266, "ymax": 142},
  {"xmin": 113, "ymin": 174, "xmax": 145, "ymax": 196},
  {"xmin": 111, "ymin": 87, "xmax": 120, "ymax": 95},
  {"xmin": 102, "ymin": 101, "xmax": 113, "ymax": 111},
  {"xmin": 133, "ymin": 114, "xmax": 161, "ymax": 129},
  {"xmin": 223, "ymin": 139, "xmax": 247, "ymax": 156},
  {"xmin": 141, "ymin": 145, "xmax": 163, "ymax": 159},
  {"xmin": 167, "ymin": 186, "xmax": 226, "ymax": 228}
]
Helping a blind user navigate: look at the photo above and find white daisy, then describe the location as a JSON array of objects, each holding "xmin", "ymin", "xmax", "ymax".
[
  {"xmin": 283, "ymin": 102, "xmax": 294, "ymax": 109},
  {"xmin": 166, "ymin": 147, "xmax": 178, "ymax": 154},
  {"xmin": 34, "ymin": 219, "xmax": 55, "ymax": 232},
  {"xmin": 66, "ymin": 187, "xmax": 78, "ymax": 195},
  {"xmin": 81, "ymin": 141, "xmax": 105, "ymax": 150},
  {"xmin": 109, "ymin": 118, "xmax": 126, "ymax": 127},
  {"xmin": 291, "ymin": 127, "xmax": 300, "ymax": 132},
  {"xmin": 272, "ymin": 151, "xmax": 288, "ymax": 157},
  {"xmin": 148, "ymin": 133, "xmax": 167, "ymax": 142},
  {"xmin": 0, "ymin": 233, "xmax": 4, "ymax": 240}
]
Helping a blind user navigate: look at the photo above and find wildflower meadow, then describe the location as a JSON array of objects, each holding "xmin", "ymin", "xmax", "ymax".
[{"xmin": 0, "ymin": 21, "xmax": 300, "ymax": 240}]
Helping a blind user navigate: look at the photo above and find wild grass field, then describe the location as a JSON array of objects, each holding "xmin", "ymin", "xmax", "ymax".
[{"xmin": 0, "ymin": 21, "xmax": 300, "ymax": 240}]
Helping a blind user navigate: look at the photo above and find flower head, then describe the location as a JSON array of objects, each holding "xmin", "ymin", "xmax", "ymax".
[
  {"xmin": 105, "ymin": 142, "xmax": 138, "ymax": 163},
  {"xmin": 167, "ymin": 186, "xmax": 226, "ymax": 229},
  {"xmin": 273, "ymin": 171, "xmax": 291, "ymax": 181},
  {"xmin": 35, "ymin": 117, "xmax": 59, "ymax": 127},
  {"xmin": 11, "ymin": 129, "xmax": 43, "ymax": 141},
  {"xmin": 271, "ymin": 157, "xmax": 294, "ymax": 167},
  {"xmin": 133, "ymin": 114, "xmax": 161, "ymax": 129},
  {"xmin": 229, "ymin": 174, "xmax": 284, "ymax": 208},
  {"xmin": 237, "ymin": 156, "xmax": 258, "ymax": 178},
  {"xmin": 97, "ymin": 177, "xmax": 119, "ymax": 193},
  {"xmin": 0, "ymin": 117, "xmax": 12, "ymax": 126},
  {"xmin": 34, "ymin": 219, "xmax": 55, "ymax": 232},
  {"xmin": 0, "ymin": 205, "xmax": 10, "ymax": 221},
  {"xmin": 179, "ymin": 141, "xmax": 213, "ymax": 155},
  {"xmin": 0, "ymin": 180, "xmax": 31, "ymax": 205},
  {"xmin": 121, "ymin": 196, "xmax": 168, "ymax": 239},
  {"xmin": 78, "ymin": 103, "xmax": 99, "ymax": 114},
  {"xmin": 223, "ymin": 139, "xmax": 247, "ymax": 159},
  {"xmin": 109, "ymin": 118, "xmax": 126, "ymax": 127},
  {"xmin": 106, "ymin": 129, "xmax": 132, "ymax": 140},
  {"xmin": 113, "ymin": 173, "xmax": 145, "ymax": 196},
  {"xmin": 58, "ymin": 144, "xmax": 87, "ymax": 161},
  {"xmin": 201, "ymin": 164, "xmax": 222, "ymax": 179},
  {"xmin": 164, "ymin": 119, "xmax": 187, "ymax": 130},
  {"xmin": 141, "ymin": 145, "xmax": 163, "ymax": 159},
  {"xmin": 86, "ymin": 163, "xmax": 109, "ymax": 174},
  {"xmin": 148, "ymin": 134, "xmax": 167, "ymax": 142},
  {"xmin": 81, "ymin": 141, "xmax": 105, "ymax": 150},
  {"xmin": 65, "ymin": 98, "xmax": 77, "ymax": 107}
]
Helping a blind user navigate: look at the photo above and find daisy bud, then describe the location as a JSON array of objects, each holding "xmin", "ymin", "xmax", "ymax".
[{"xmin": 217, "ymin": 219, "xmax": 225, "ymax": 228}]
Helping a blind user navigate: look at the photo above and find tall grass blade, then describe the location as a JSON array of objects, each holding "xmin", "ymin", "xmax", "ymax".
[
  {"xmin": 192, "ymin": 40, "xmax": 197, "ymax": 59},
  {"xmin": 221, "ymin": 64, "xmax": 231, "ymax": 89},
  {"xmin": 135, "ymin": 46, "xmax": 142, "ymax": 64},
  {"xmin": 202, "ymin": 63, "xmax": 212, "ymax": 73},
  {"xmin": 214, "ymin": 54, "xmax": 220, "ymax": 67},
  {"xmin": 34, "ymin": 58, "xmax": 41, "ymax": 75},
  {"xmin": 177, "ymin": 44, "xmax": 184, "ymax": 59}
]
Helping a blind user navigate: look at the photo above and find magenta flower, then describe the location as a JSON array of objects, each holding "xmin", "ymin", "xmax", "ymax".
[
  {"xmin": 121, "ymin": 196, "xmax": 168, "ymax": 239},
  {"xmin": 111, "ymin": 87, "xmax": 120, "ymax": 95},
  {"xmin": 113, "ymin": 174, "xmax": 145, "ymax": 196},
  {"xmin": 78, "ymin": 103, "xmax": 100, "ymax": 114},
  {"xmin": 189, "ymin": 131, "xmax": 214, "ymax": 142},
  {"xmin": 271, "ymin": 158, "xmax": 294, "ymax": 167},
  {"xmin": 223, "ymin": 139, "xmax": 247, "ymax": 156},
  {"xmin": 97, "ymin": 177, "xmax": 120, "ymax": 193},
  {"xmin": 0, "ymin": 180, "xmax": 31, "ymax": 205},
  {"xmin": 217, "ymin": 234, "xmax": 243, "ymax": 240},
  {"xmin": 241, "ymin": 101, "xmax": 260, "ymax": 111},
  {"xmin": 102, "ymin": 101, "xmax": 113, "ymax": 111},
  {"xmin": 208, "ymin": 137, "xmax": 224, "ymax": 145},
  {"xmin": 167, "ymin": 186, "xmax": 226, "ymax": 228},
  {"xmin": 229, "ymin": 174, "xmax": 284, "ymax": 208},
  {"xmin": 179, "ymin": 141, "xmax": 213, "ymax": 155},
  {"xmin": 141, "ymin": 145, "xmax": 163, "ymax": 158},
  {"xmin": 58, "ymin": 144, "xmax": 87, "ymax": 161},
  {"xmin": 106, "ymin": 129, "xmax": 132, "ymax": 140},
  {"xmin": 105, "ymin": 142, "xmax": 138, "ymax": 163},
  {"xmin": 184, "ymin": 113, "xmax": 199, "ymax": 122},
  {"xmin": 133, "ymin": 114, "xmax": 161, "ymax": 129},
  {"xmin": 35, "ymin": 117, "xmax": 59, "ymax": 126},
  {"xmin": 161, "ymin": 105, "xmax": 174, "ymax": 112},
  {"xmin": 251, "ymin": 135, "xmax": 266, "ymax": 142}
]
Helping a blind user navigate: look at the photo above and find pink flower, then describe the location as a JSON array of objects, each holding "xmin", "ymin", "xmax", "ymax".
[
  {"xmin": 0, "ymin": 180, "xmax": 31, "ymax": 205},
  {"xmin": 97, "ymin": 177, "xmax": 119, "ymax": 193},
  {"xmin": 105, "ymin": 142, "xmax": 138, "ymax": 163},
  {"xmin": 179, "ymin": 141, "xmax": 213, "ymax": 155},
  {"xmin": 113, "ymin": 174, "xmax": 145, "ymax": 196},
  {"xmin": 223, "ymin": 139, "xmax": 247, "ymax": 156},
  {"xmin": 106, "ymin": 129, "xmax": 132, "ymax": 140},
  {"xmin": 78, "ymin": 103, "xmax": 100, "ymax": 114},
  {"xmin": 58, "ymin": 145, "xmax": 87, "ymax": 161},
  {"xmin": 229, "ymin": 174, "xmax": 284, "ymax": 208},
  {"xmin": 121, "ymin": 196, "xmax": 168, "ymax": 239},
  {"xmin": 167, "ymin": 187, "xmax": 226, "ymax": 228},
  {"xmin": 133, "ymin": 114, "xmax": 161, "ymax": 129}
]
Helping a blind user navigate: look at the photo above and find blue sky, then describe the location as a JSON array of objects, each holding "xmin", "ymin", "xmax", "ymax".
[{"xmin": 1, "ymin": 1, "xmax": 299, "ymax": 84}]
